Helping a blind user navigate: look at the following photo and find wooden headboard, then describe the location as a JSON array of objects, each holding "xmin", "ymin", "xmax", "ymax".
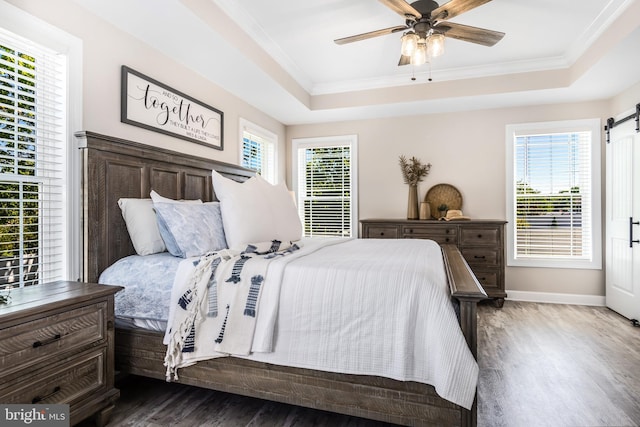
[{"xmin": 76, "ymin": 131, "xmax": 254, "ymax": 283}]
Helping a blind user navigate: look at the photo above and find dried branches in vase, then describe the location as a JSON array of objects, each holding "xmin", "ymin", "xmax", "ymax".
[
  {"xmin": 399, "ymin": 155, "xmax": 431, "ymax": 220},
  {"xmin": 399, "ymin": 155, "xmax": 432, "ymax": 186}
]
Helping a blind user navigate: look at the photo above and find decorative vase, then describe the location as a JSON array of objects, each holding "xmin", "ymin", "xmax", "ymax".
[
  {"xmin": 407, "ymin": 184, "xmax": 419, "ymax": 220},
  {"xmin": 419, "ymin": 202, "xmax": 431, "ymax": 220}
]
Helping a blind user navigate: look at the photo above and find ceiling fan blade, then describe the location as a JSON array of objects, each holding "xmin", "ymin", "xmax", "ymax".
[
  {"xmin": 334, "ymin": 25, "xmax": 407, "ymax": 45},
  {"xmin": 431, "ymin": 0, "xmax": 491, "ymax": 21},
  {"xmin": 398, "ymin": 55, "xmax": 411, "ymax": 66},
  {"xmin": 379, "ymin": 0, "xmax": 422, "ymax": 20},
  {"xmin": 436, "ymin": 22, "xmax": 504, "ymax": 46}
]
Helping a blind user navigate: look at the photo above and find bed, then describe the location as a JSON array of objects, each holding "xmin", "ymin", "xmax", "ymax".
[{"xmin": 76, "ymin": 131, "xmax": 487, "ymax": 427}]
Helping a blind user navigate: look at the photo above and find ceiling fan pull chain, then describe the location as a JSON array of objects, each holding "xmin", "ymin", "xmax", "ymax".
[{"xmin": 409, "ymin": 61, "xmax": 432, "ymax": 82}]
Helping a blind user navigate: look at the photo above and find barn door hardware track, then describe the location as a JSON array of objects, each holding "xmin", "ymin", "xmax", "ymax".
[{"xmin": 605, "ymin": 103, "xmax": 640, "ymax": 143}]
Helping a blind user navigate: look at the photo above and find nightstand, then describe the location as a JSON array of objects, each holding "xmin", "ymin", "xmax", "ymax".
[{"xmin": 0, "ymin": 281, "xmax": 123, "ymax": 426}]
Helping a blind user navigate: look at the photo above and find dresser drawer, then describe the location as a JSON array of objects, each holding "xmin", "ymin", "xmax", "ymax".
[
  {"xmin": 0, "ymin": 302, "xmax": 107, "ymax": 378},
  {"xmin": 0, "ymin": 348, "xmax": 105, "ymax": 404},
  {"xmin": 460, "ymin": 227, "xmax": 500, "ymax": 246},
  {"xmin": 366, "ymin": 226, "xmax": 398, "ymax": 239},
  {"xmin": 402, "ymin": 225, "xmax": 457, "ymax": 244},
  {"xmin": 462, "ymin": 248, "xmax": 500, "ymax": 267},
  {"xmin": 468, "ymin": 268, "xmax": 498, "ymax": 289}
]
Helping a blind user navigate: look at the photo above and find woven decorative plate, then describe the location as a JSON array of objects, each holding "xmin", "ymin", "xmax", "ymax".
[{"xmin": 425, "ymin": 184, "xmax": 463, "ymax": 219}]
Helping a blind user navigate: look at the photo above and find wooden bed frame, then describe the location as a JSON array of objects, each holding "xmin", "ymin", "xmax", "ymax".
[{"xmin": 76, "ymin": 131, "xmax": 487, "ymax": 427}]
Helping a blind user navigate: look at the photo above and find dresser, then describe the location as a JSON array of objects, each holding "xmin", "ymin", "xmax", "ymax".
[
  {"xmin": 0, "ymin": 281, "xmax": 123, "ymax": 426},
  {"xmin": 361, "ymin": 219, "xmax": 507, "ymax": 306}
]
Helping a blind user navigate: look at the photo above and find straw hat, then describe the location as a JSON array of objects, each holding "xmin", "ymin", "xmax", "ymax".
[{"xmin": 442, "ymin": 209, "xmax": 470, "ymax": 221}]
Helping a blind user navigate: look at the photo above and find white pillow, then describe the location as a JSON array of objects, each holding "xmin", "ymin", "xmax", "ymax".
[
  {"xmin": 117, "ymin": 192, "xmax": 202, "ymax": 256},
  {"xmin": 150, "ymin": 190, "xmax": 202, "ymax": 205},
  {"xmin": 118, "ymin": 198, "xmax": 165, "ymax": 256},
  {"xmin": 254, "ymin": 173, "xmax": 303, "ymax": 241},
  {"xmin": 211, "ymin": 170, "xmax": 302, "ymax": 249}
]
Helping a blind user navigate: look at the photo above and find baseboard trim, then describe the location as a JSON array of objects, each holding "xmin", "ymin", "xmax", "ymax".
[{"xmin": 506, "ymin": 290, "xmax": 606, "ymax": 306}]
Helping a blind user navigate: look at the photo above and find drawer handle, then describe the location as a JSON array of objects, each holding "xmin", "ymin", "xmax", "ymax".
[
  {"xmin": 32, "ymin": 386, "xmax": 61, "ymax": 404},
  {"xmin": 474, "ymin": 255, "xmax": 486, "ymax": 259},
  {"xmin": 380, "ymin": 232, "xmax": 385, "ymax": 236},
  {"xmin": 445, "ymin": 238, "xmax": 450, "ymax": 242},
  {"xmin": 33, "ymin": 333, "xmax": 62, "ymax": 348},
  {"xmin": 477, "ymin": 234, "xmax": 483, "ymax": 238}
]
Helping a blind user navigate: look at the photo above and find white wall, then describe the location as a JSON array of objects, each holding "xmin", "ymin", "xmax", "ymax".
[
  {"xmin": 4, "ymin": 0, "xmax": 287, "ymax": 180},
  {"xmin": 610, "ymin": 80, "xmax": 640, "ymax": 116}
]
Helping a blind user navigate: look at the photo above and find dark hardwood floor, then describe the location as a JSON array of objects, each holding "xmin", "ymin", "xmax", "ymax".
[{"xmin": 79, "ymin": 301, "xmax": 640, "ymax": 426}]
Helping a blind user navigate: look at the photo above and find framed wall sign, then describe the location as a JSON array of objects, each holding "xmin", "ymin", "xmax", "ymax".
[{"xmin": 121, "ymin": 66, "xmax": 223, "ymax": 150}]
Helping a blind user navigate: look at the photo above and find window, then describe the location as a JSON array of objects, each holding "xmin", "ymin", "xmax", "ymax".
[
  {"xmin": 505, "ymin": 119, "xmax": 601, "ymax": 269},
  {"xmin": 292, "ymin": 135, "xmax": 358, "ymax": 238},
  {"xmin": 240, "ymin": 118, "xmax": 276, "ymax": 184},
  {"xmin": 0, "ymin": 13, "xmax": 79, "ymax": 287}
]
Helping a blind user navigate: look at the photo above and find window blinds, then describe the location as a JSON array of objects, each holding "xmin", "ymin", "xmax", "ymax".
[
  {"xmin": 242, "ymin": 129, "xmax": 275, "ymax": 184},
  {"xmin": 297, "ymin": 145, "xmax": 352, "ymax": 238},
  {"xmin": 514, "ymin": 131, "xmax": 592, "ymax": 260},
  {"xmin": 0, "ymin": 29, "xmax": 66, "ymax": 287}
]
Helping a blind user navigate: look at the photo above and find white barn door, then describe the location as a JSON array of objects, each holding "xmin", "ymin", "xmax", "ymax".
[{"xmin": 606, "ymin": 118, "xmax": 640, "ymax": 322}]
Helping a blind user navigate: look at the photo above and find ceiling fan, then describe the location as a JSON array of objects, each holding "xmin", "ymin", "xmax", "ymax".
[{"xmin": 334, "ymin": 0, "xmax": 505, "ymax": 66}]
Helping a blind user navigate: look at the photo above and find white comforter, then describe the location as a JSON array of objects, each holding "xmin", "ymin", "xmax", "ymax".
[{"xmin": 169, "ymin": 238, "xmax": 478, "ymax": 410}]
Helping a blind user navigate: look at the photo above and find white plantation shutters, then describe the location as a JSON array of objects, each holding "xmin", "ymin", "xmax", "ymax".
[
  {"xmin": 293, "ymin": 136, "xmax": 358, "ymax": 238},
  {"xmin": 506, "ymin": 120, "xmax": 601, "ymax": 269},
  {"xmin": 0, "ymin": 28, "xmax": 66, "ymax": 287}
]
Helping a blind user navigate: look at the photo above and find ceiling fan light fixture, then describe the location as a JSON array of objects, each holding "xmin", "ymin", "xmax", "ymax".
[
  {"xmin": 426, "ymin": 33, "xmax": 445, "ymax": 58},
  {"xmin": 400, "ymin": 32, "xmax": 419, "ymax": 56},
  {"xmin": 410, "ymin": 41, "xmax": 427, "ymax": 66},
  {"xmin": 335, "ymin": 0, "xmax": 504, "ymax": 72}
]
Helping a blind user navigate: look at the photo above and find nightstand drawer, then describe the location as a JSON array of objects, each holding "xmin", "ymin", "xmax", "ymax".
[
  {"xmin": 462, "ymin": 248, "xmax": 500, "ymax": 266},
  {"xmin": 0, "ymin": 302, "xmax": 106, "ymax": 378},
  {"xmin": 366, "ymin": 226, "xmax": 398, "ymax": 238},
  {"xmin": 0, "ymin": 348, "xmax": 105, "ymax": 404},
  {"xmin": 460, "ymin": 227, "xmax": 500, "ymax": 246}
]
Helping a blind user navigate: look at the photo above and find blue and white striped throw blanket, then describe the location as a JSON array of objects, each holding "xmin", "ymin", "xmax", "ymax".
[{"xmin": 163, "ymin": 240, "xmax": 300, "ymax": 380}]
